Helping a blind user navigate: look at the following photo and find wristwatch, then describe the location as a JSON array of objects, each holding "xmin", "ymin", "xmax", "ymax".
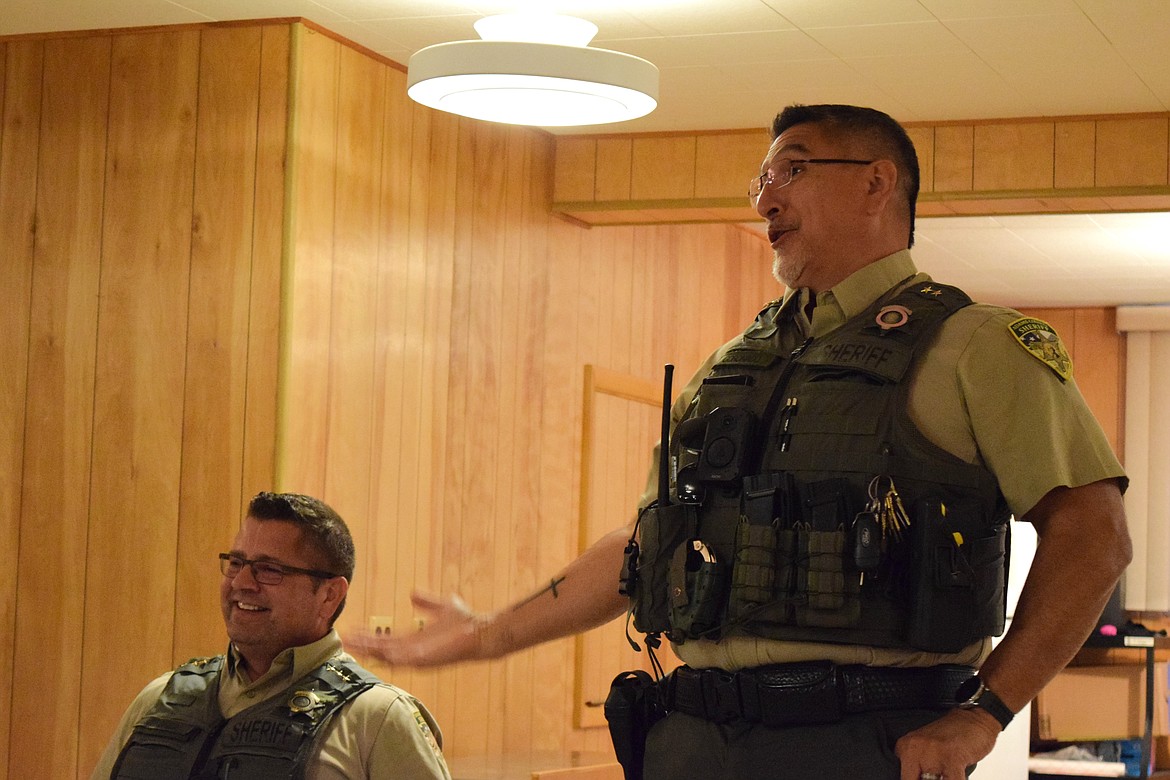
[{"xmin": 954, "ymin": 675, "xmax": 1014, "ymax": 730}]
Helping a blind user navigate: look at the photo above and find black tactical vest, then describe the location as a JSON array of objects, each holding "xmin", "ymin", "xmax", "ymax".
[
  {"xmin": 629, "ymin": 281, "xmax": 1010, "ymax": 653},
  {"xmin": 110, "ymin": 654, "xmax": 379, "ymax": 780}
]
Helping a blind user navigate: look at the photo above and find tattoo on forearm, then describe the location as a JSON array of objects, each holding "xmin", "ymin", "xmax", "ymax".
[{"xmin": 513, "ymin": 576, "xmax": 567, "ymax": 610}]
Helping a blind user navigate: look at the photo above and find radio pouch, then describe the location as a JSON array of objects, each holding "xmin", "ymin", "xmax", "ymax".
[
  {"xmin": 632, "ymin": 503, "xmax": 693, "ymax": 635},
  {"xmin": 907, "ymin": 498, "xmax": 1008, "ymax": 652}
]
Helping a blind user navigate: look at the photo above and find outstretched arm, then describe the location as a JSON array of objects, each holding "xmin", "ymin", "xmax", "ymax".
[
  {"xmin": 346, "ymin": 525, "xmax": 633, "ymax": 666},
  {"xmin": 894, "ymin": 478, "xmax": 1131, "ymax": 780}
]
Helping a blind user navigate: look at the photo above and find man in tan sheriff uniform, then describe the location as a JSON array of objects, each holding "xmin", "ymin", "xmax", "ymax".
[
  {"xmin": 93, "ymin": 492, "xmax": 450, "ymax": 780},
  {"xmin": 349, "ymin": 105, "xmax": 1131, "ymax": 780}
]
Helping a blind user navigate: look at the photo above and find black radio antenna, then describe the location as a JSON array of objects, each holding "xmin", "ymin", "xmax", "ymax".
[{"xmin": 658, "ymin": 364, "xmax": 674, "ymax": 507}]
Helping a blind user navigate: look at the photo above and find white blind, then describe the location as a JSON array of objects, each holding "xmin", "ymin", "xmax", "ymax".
[{"xmin": 1118, "ymin": 305, "xmax": 1170, "ymax": 611}]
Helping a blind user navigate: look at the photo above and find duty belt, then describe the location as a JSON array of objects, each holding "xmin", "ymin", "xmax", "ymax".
[{"xmin": 660, "ymin": 662, "xmax": 975, "ymax": 727}]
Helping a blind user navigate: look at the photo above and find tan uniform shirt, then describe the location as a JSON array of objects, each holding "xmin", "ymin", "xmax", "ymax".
[
  {"xmin": 91, "ymin": 630, "xmax": 451, "ymax": 780},
  {"xmin": 640, "ymin": 250, "xmax": 1125, "ymax": 671}
]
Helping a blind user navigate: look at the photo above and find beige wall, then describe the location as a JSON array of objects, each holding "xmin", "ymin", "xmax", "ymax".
[{"xmin": 0, "ymin": 21, "xmax": 773, "ymax": 779}]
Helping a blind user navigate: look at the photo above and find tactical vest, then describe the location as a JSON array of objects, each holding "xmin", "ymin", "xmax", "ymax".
[
  {"xmin": 629, "ymin": 281, "xmax": 1011, "ymax": 654},
  {"xmin": 110, "ymin": 654, "xmax": 379, "ymax": 780}
]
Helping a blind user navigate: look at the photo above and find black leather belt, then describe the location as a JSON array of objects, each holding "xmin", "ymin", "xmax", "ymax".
[{"xmin": 660, "ymin": 662, "xmax": 975, "ymax": 727}]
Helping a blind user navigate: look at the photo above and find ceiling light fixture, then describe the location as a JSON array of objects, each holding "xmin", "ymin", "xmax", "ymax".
[{"xmin": 406, "ymin": 13, "xmax": 659, "ymax": 127}]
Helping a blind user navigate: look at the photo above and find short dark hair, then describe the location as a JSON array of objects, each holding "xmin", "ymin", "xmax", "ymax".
[
  {"xmin": 771, "ymin": 104, "xmax": 920, "ymax": 248},
  {"xmin": 247, "ymin": 491, "xmax": 355, "ymax": 624}
]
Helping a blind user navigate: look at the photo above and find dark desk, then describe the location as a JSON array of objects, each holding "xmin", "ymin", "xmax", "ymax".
[{"xmin": 1080, "ymin": 634, "xmax": 1168, "ymax": 780}]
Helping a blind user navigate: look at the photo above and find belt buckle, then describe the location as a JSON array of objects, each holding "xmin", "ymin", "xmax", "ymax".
[{"xmin": 700, "ymin": 669, "xmax": 743, "ymax": 724}]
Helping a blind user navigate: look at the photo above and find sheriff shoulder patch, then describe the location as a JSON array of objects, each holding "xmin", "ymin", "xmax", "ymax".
[
  {"xmin": 413, "ymin": 709, "xmax": 443, "ymax": 757},
  {"xmin": 1008, "ymin": 317, "xmax": 1072, "ymax": 381}
]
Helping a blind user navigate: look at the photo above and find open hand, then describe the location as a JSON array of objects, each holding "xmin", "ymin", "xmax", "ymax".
[{"xmin": 345, "ymin": 591, "xmax": 491, "ymax": 667}]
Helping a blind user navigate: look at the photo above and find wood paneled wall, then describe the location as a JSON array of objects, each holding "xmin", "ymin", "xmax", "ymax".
[
  {"xmin": 0, "ymin": 23, "xmax": 288, "ymax": 780},
  {"xmin": 0, "ymin": 19, "xmax": 1131, "ymax": 780},
  {"xmin": 276, "ymin": 23, "xmax": 775, "ymax": 763},
  {"xmin": 0, "ymin": 20, "xmax": 774, "ymax": 779},
  {"xmin": 554, "ymin": 114, "xmax": 1170, "ymax": 225}
]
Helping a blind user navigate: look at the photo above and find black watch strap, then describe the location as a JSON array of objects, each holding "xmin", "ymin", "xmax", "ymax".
[{"xmin": 956, "ymin": 675, "xmax": 1014, "ymax": 730}]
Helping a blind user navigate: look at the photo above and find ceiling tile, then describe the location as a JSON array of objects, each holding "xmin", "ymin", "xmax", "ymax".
[
  {"xmin": 918, "ymin": 0, "xmax": 1082, "ymax": 20},
  {"xmin": 626, "ymin": 0, "xmax": 794, "ymax": 36},
  {"xmin": 0, "ymin": 0, "xmax": 207, "ymax": 33},
  {"xmin": 309, "ymin": 0, "xmax": 476, "ymax": 20},
  {"xmin": 760, "ymin": 0, "xmax": 933, "ymax": 28},
  {"xmin": 941, "ymin": 11, "xmax": 1108, "ymax": 57},
  {"xmin": 360, "ymin": 13, "xmax": 479, "ymax": 49},
  {"xmin": 613, "ymin": 29, "xmax": 835, "ymax": 69},
  {"xmin": 846, "ymin": 50, "xmax": 1027, "ymax": 121},
  {"xmin": 806, "ymin": 20, "xmax": 969, "ymax": 59},
  {"xmin": 176, "ymin": 0, "xmax": 345, "ymax": 23}
]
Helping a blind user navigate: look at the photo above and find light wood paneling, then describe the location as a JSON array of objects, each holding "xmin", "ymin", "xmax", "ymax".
[
  {"xmin": 0, "ymin": 39, "xmax": 42, "ymax": 780},
  {"xmin": 1055, "ymin": 121, "xmax": 1096, "ymax": 189},
  {"xmin": 906, "ymin": 126, "xmax": 935, "ymax": 194},
  {"xmin": 78, "ymin": 29, "xmax": 201, "ymax": 773},
  {"xmin": 175, "ymin": 24, "xmax": 264, "ymax": 666},
  {"xmin": 1095, "ymin": 116, "xmax": 1170, "ymax": 188},
  {"xmin": 9, "ymin": 36, "xmax": 106, "ymax": 780},
  {"xmin": 934, "ymin": 124, "xmax": 975, "ymax": 192},
  {"xmin": 0, "ymin": 22, "xmax": 290, "ymax": 778},
  {"xmin": 630, "ymin": 136, "xmax": 696, "ymax": 200},
  {"xmin": 695, "ymin": 131, "xmax": 764, "ymax": 199},
  {"xmin": 595, "ymin": 138, "xmax": 633, "ymax": 201},
  {"xmin": 323, "ymin": 40, "xmax": 385, "ymax": 632},
  {"xmin": 554, "ymin": 113, "xmax": 1170, "ymax": 224},
  {"xmin": 974, "ymin": 122, "xmax": 1054, "ymax": 191},
  {"xmin": 282, "ymin": 24, "xmax": 340, "ymax": 497},
  {"xmin": 1073, "ymin": 308, "xmax": 1124, "ymax": 458},
  {"xmin": 553, "ymin": 136, "xmax": 594, "ymax": 202},
  {"xmin": 238, "ymin": 23, "xmax": 289, "ymax": 502}
]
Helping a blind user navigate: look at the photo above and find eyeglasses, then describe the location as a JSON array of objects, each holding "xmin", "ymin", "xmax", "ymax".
[
  {"xmin": 748, "ymin": 158, "xmax": 875, "ymax": 202},
  {"xmin": 218, "ymin": 553, "xmax": 340, "ymax": 585}
]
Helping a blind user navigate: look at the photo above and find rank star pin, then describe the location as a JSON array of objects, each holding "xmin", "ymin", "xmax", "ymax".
[
  {"xmin": 919, "ymin": 285, "xmax": 943, "ymax": 296},
  {"xmin": 325, "ymin": 663, "xmax": 353, "ymax": 683}
]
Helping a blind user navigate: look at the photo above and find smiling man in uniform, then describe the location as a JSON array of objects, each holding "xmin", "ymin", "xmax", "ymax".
[{"xmin": 93, "ymin": 491, "xmax": 450, "ymax": 780}]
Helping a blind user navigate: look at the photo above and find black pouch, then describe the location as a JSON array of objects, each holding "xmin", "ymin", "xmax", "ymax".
[
  {"xmin": 632, "ymin": 503, "xmax": 693, "ymax": 635},
  {"xmin": 605, "ymin": 670, "xmax": 665, "ymax": 780},
  {"xmin": 907, "ymin": 498, "xmax": 1008, "ymax": 652},
  {"xmin": 751, "ymin": 662, "xmax": 842, "ymax": 727}
]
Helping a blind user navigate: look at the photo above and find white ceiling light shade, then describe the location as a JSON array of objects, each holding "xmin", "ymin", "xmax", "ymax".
[{"xmin": 407, "ymin": 14, "xmax": 659, "ymax": 127}]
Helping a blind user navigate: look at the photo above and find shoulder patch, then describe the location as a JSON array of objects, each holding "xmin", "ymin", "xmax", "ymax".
[
  {"xmin": 412, "ymin": 708, "xmax": 443, "ymax": 757},
  {"xmin": 1008, "ymin": 317, "xmax": 1072, "ymax": 380}
]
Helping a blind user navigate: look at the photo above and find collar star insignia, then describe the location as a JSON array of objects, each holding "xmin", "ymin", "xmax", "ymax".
[
  {"xmin": 919, "ymin": 285, "xmax": 943, "ymax": 296},
  {"xmin": 325, "ymin": 662, "xmax": 353, "ymax": 682}
]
